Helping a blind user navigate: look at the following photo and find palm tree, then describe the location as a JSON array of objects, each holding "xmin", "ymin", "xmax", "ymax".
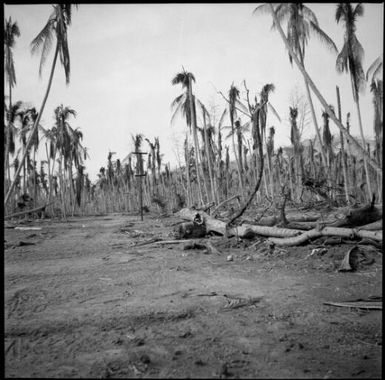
[
  {"xmin": 4, "ymin": 101, "xmax": 22, "ymax": 191},
  {"xmin": 263, "ymin": 3, "xmax": 382, "ymax": 179},
  {"xmin": 366, "ymin": 55, "xmax": 383, "ymax": 167},
  {"xmin": 197, "ymin": 101, "xmax": 217, "ymax": 204},
  {"xmin": 289, "ymin": 106, "xmax": 304, "ymax": 200},
  {"xmin": 4, "ymin": 17, "xmax": 20, "ymax": 193},
  {"xmin": 226, "ymin": 84, "xmax": 245, "ymax": 198},
  {"xmin": 53, "ymin": 104, "xmax": 77, "ymax": 217},
  {"xmin": 254, "ymin": 3, "xmax": 337, "ymax": 171},
  {"xmin": 5, "ymin": 4, "xmax": 77, "ymax": 207},
  {"xmin": 171, "ymin": 69, "xmax": 204, "ymax": 205},
  {"xmin": 145, "ymin": 138, "xmax": 157, "ymax": 193},
  {"xmin": 366, "ymin": 55, "xmax": 383, "ymax": 202},
  {"xmin": 335, "ymin": 3, "xmax": 372, "ymax": 200}
]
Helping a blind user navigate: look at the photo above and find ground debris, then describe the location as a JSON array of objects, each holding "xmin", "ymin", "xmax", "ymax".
[
  {"xmin": 221, "ymin": 295, "xmax": 263, "ymax": 311},
  {"xmin": 339, "ymin": 246, "xmax": 375, "ymax": 272},
  {"xmin": 324, "ymin": 296, "xmax": 382, "ymax": 310}
]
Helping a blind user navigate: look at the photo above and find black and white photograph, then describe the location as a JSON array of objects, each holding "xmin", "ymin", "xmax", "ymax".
[{"xmin": 4, "ymin": 2, "xmax": 383, "ymax": 378}]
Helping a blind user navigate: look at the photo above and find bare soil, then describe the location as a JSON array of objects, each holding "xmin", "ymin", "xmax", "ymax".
[{"xmin": 4, "ymin": 212, "xmax": 382, "ymax": 378}]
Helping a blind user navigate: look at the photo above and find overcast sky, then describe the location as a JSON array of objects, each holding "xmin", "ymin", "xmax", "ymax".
[{"xmin": 4, "ymin": 3, "xmax": 384, "ymax": 181}]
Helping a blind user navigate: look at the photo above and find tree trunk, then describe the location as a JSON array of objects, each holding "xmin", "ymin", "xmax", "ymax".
[
  {"xmin": 5, "ymin": 78, "xmax": 12, "ymax": 198},
  {"xmin": 354, "ymin": 98, "xmax": 373, "ymax": 201},
  {"xmin": 268, "ymin": 226, "xmax": 382, "ymax": 247},
  {"xmin": 336, "ymin": 86, "xmax": 350, "ymax": 204},
  {"xmin": 232, "ymin": 125, "xmax": 244, "ymax": 199},
  {"xmin": 202, "ymin": 113, "xmax": 217, "ymax": 205},
  {"xmin": 188, "ymin": 77, "xmax": 204, "ymax": 206},
  {"xmin": 5, "ymin": 42, "xmax": 60, "ymax": 206},
  {"xmin": 268, "ymin": 3, "xmax": 381, "ymax": 177}
]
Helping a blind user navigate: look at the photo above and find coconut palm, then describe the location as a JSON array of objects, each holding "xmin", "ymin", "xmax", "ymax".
[
  {"xmin": 254, "ymin": 3, "xmax": 337, "ymax": 171},
  {"xmin": 171, "ymin": 69, "xmax": 204, "ymax": 205},
  {"xmin": 335, "ymin": 3, "xmax": 373, "ymax": 200},
  {"xmin": 4, "ymin": 17, "xmax": 20, "ymax": 192},
  {"xmin": 53, "ymin": 104, "xmax": 77, "ymax": 217},
  {"xmin": 5, "ymin": 4, "xmax": 77, "ymax": 206},
  {"xmin": 197, "ymin": 101, "xmax": 217, "ymax": 204},
  {"xmin": 4, "ymin": 100, "xmax": 22, "ymax": 191},
  {"xmin": 366, "ymin": 55, "xmax": 383, "ymax": 167},
  {"xmin": 227, "ymin": 84, "xmax": 245, "ymax": 197},
  {"xmin": 262, "ymin": 3, "xmax": 381, "ymax": 179}
]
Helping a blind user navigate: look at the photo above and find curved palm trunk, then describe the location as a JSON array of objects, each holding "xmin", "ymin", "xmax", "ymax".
[
  {"xmin": 229, "ymin": 112, "xmax": 264, "ymax": 226},
  {"xmin": 5, "ymin": 43, "xmax": 60, "ymax": 206},
  {"xmin": 187, "ymin": 77, "xmax": 204, "ymax": 206},
  {"xmin": 268, "ymin": 3, "xmax": 381, "ymax": 177}
]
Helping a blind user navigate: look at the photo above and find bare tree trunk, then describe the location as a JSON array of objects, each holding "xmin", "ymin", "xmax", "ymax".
[
  {"xmin": 188, "ymin": 78, "xmax": 204, "ymax": 206},
  {"xmin": 354, "ymin": 98, "xmax": 373, "ymax": 201},
  {"xmin": 203, "ymin": 113, "xmax": 217, "ymax": 205},
  {"xmin": 336, "ymin": 86, "xmax": 350, "ymax": 204}
]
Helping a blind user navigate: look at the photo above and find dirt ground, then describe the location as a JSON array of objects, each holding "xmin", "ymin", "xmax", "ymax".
[{"xmin": 4, "ymin": 212, "xmax": 382, "ymax": 378}]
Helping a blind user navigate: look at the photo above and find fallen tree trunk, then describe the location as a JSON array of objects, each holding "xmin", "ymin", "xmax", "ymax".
[
  {"xmin": 177, "ymin": 208, "xmax": 383, "ymax": 244},
  {"xmin": 177, "ymin": 208, "xmax": 228, "ymax": 235},
  {"xmin": 4, "ymin": 203, "xmax": 49, "ymax": 220},
  {"xmin": 357, "ymin": 219, "xmax": 382, "ymax": 231},
  {"xmin": 268, "ymin": 227, "xmax": 382, "ymax": 247},
  {"xmin": 177, "ymin": 208, "xmax": 302, "ymax": 238}
]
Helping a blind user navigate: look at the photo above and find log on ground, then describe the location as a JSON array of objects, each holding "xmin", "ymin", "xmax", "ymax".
[{"xmin": 268, "ymin": 227, "xmax": 383, "ymax": 247}]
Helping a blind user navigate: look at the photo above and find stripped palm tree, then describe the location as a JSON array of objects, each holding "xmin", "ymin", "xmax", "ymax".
[
  {"xmin": 254, "ymin": 3, "xmax": 337, "ymax": 170},
  {"xmin": 289, "ymin": 106, "xmax": 304, "ymax": 201},
  {"xmin": 171, "ymin": 69, "xmax": 204, "ymax": 205},
  {"xmin": 5, "ymin": 4, "xmax": 78, "ymax": 206},
  {"xmin": 227, "ymin": 84, "xmax": 245, "ymax": 197},
  {"xmin": 4, "ymin": 17, "xmax": 20, "ymax": 194},
  {"xmin": 335, "ymin": 3, "xmax": 372, "ymax": 201},
  {"xmin": 197, "ymin": 101, "xmax": 217, "ymax": 204}
]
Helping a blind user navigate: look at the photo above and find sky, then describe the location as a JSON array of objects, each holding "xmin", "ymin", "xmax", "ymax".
[{"xmin": 4, "ymin": 3, "xmax": 384, "ymax": 181}]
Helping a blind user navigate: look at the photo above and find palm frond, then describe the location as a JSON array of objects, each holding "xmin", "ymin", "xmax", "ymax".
[
  {"xmin": 268, "ymin": 102, "xmax": 281, "ymax": 122},
  {"xmin": 170, "ymin": 93, "xmax": 185, "ymax": 109},
  {"xmin": 366, "ymin": 55, "xmax": 383, "ymax": 81},
  {"xmin": 170, "ymin": 101, "xmax": 184, "ymax": 125},
  {"xmin": 335, "ymin": 3, "xmax": 345, "ymax": 24},
  {"xmin": 336, "ymin": 43, "xmax": 349, "ymax": 73},
  {"xmin": 30, "ymin": 16, "xmax": 55, "ymax": 56},
  {"xmin": 252, "ymin": 3, "xmax": 273, "ymax": 16},
  {"xmin": 302, "ymin": 5, "xmax": 319, "ymax": 26},
  {"xmin": 354, "ymin": 3, "xmax": 364, "ymax": 17},
  {"xmin": 217, "ymin": 108, "xmax": 228, "ymax": 129},
  {"xmin": 309, "ymin": 21, "xmax": 338, "ymax": 53}
]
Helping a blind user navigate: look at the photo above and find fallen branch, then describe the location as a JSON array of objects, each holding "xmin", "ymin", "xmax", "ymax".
[
  {"xmin": 268, "ymin": 227, "xmax": 382, "ymax": 247},
  {"xmin": 4, "ymin": 203, "xmax": 50, "ymax": 220},
  {"xmin": 212, "ymin": 194, "xmax": 240, "ymax": 215},
  {"xmin": 324, "ymin": 300, "xmax": 382, "ymax": 310}
]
